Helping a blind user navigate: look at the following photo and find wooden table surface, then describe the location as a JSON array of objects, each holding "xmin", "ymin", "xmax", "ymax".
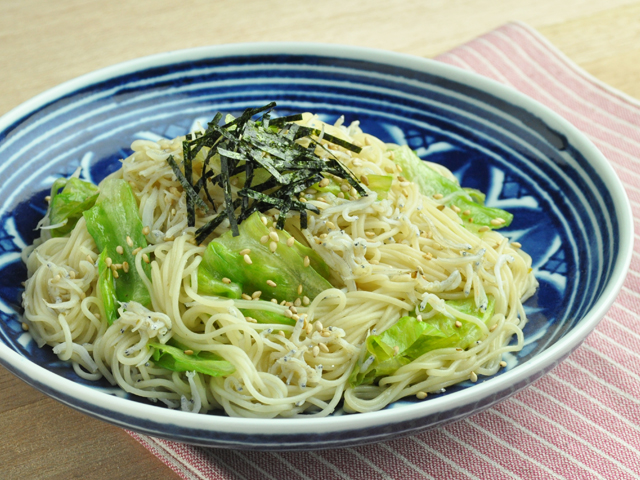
[{"xmin": 1, "ymin": 1, "xmax": 639, "ymax": 478}]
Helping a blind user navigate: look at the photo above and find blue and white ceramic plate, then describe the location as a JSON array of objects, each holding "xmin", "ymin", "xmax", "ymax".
[{"xmin": 0, "ymin": 44, "xmax": 633, "ymax": 450}]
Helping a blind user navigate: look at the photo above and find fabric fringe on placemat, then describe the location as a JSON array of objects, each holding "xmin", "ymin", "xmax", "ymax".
[{"xmin": 129, "ymin": 22, "xmax": 640, "ymax": 480}]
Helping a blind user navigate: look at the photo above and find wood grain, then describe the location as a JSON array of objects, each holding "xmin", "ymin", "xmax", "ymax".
[{"xmin": 1, "ymin": 1, "xmax": 639, "ymax": 478}]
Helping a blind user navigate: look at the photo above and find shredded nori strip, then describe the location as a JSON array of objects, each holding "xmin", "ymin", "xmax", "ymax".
[
  {"xmin": 165, "ymin": 102, "xmax": 366, "ymax": 244},
  {"xmin": 166, "ymin": 155, "xmax": 208, "ymax": 213},
  {"xmin": 268, "ymin": 113, "xmax": 303, "ymax": 127}
]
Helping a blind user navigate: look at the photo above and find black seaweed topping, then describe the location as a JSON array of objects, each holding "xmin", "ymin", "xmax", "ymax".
[{"xmin": 164, "ymin": 102, "xmax": 366, "ymax": 244}]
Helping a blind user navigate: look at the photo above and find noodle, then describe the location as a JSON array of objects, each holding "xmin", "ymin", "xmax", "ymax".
[{"xmin": 22, "ymin": 112, "xmax": 537, "ymax": 417}]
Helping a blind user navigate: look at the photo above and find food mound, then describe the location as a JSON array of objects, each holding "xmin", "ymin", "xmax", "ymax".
[{"xmin": 22, "ymin": 103, "xmax": 537, "ymax": 417}]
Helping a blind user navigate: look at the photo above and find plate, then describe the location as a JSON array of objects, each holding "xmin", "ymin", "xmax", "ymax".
[{"xmin": 0, "ymin": 43, "xmax": 633, "ymax": 449}]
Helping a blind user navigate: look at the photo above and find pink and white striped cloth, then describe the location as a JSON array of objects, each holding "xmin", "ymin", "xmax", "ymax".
[{"xmin": 129, "ymin": 22, "xmax": 640, "ymax": 479}]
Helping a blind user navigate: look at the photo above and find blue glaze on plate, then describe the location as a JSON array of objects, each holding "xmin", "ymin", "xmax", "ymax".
[{"xmin": 0, "ymin": 44, "xmax": 632, "ymax": 449}]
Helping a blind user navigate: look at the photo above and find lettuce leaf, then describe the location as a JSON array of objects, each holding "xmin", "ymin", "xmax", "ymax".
[
  {"xmin": 48, "ymin": 177, "xmax": 99, "ymax": 237},
  {"xmin": 350, "ymin": 296, "xmax": 496, "ymax": 386},
  {"xmin": 149, "ymin": 341, "xmax": 235, "ymax": 377},
  {"xmin": 198, "ymin": 212, "xmax": 331, "ymax": 302},
  {"xmin": 390, "ymin": 146, "xmax": 512, "ymax": 231}
]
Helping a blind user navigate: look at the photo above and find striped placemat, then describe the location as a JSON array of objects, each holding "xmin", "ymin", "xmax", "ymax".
[{"xmin": 129, "ymin": 22, "xmax": 640, "ymax": 480}]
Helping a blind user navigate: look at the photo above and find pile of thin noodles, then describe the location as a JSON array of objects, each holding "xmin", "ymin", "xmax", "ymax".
[{"xmin": 22, "ymin": 114, "xmax": 537, "ymax": 417}]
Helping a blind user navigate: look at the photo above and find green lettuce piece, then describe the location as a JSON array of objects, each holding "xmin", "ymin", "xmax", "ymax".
[
  {"xmin": 148, "ymin": 341, "xmax": 235, "ymax": 377},
  {"xmin": 198, "ymin": 212, "xmax": 332, "ymax": 302},
  {"xmin": 48, "ymin": 177, "xmax": 99, "ymax": 237},
  {"xmin": 350, "ymin": 297, "xmax": 496, "ymax": 386},
  {"xmin": 240, "ymin": 306, "xmax": 295, "ymax": 326},
  {"xmin": 367, "ymin": 174, "xmax": 393, "ymax": 199},
  {"xmin": 390, "ymin": 146, "xmax": 513, "ymax": 231},
  {"xmin": 197, "ymin": 269, "xmax": 243, "ymax": 298},
  {"xmin": 97, "ymin": 248, "xmax": 118, "ymax": 325},
  {"xmin": 83, "ymin": 179, "xmax": 151, "ymax": 306},
  {"xmin": 313, "ymin": 174, "xmax": 392, "ymax": 200}
]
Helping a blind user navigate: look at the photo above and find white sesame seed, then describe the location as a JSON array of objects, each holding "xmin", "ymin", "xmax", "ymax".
[
  {"xmin": 132, "ymin": 247, "xmax": 142, "ymax": 255},
  {"xmin": 113, "ymin": 270, "xmax": 119, "ymax": 279},
  {"xmin": 22, "ymin": 322, "xmax": 29, "ymax": 331},
  {"xmin": 417, "ymin": 315, "xmax": 423, "ymax": 321},
  {"xmin": 392, "ymin": 345, "xmax": 400, "ymax": 356},
  {"xmin": 142, "ymin": 253, "xmax": 150, "ymax": 263},
  {"xmin": 261, "ymin": 216, "xmax": 268, "ymax": 226},
  {"xmin": 252, "ymin": 291, "xmax": 262, "ymax": 299},
  {"xmin": 297, "ymin": 284, "xmax": 303, "ymax": 295},
  {"xmin": 266, "ymin": 280, "xmax": 277, "ymax": 287},
  {"xmin": 243, "ymin": 254, "xmax": 252, "ymax": 264},
  {"xmin": 126, "ymin": 236, "xmax": 133, "ymax": 247},
  {"xmin": 269, "ymin": 241, "xmax": 277, "ymax": 253},
  {"xmin": 340, "ymin": 183, "xmax": 350, "ymax": 192},
  {"xmin": 69, "ymin": 271, "xmax": 76, "ymax": 279},
  {"xmin": 184, "ymin": 349, "xmax": 194, "ymax": 356},
  {"xmin": 499, "ymin": 361, "xmax": 507, "ymax": 368},
  {"xmin": 246, "ymin": 316, "xmax": 258, "ymax": 323},
  {"xmin": 451, "ymin": 205, "xmax": 461, "ymax": 213},
  {"xmin": 416, "ymin": 391, "xmax": 427, "ymax": 400},
  {"xmin": 302, "ymin": 296, "xmax": 310, "ymax": 306},
  {"xmin": 278, "ymin": 330, "xmax": 286, "ymax": 337},
  {"xmin": 360, "ymin": 175, "xmax": 369, "ymax": 186},
  {"xmin": 319, "ymin": 343, "xmax": 329, "ymax": 353},
  {"xmin": 511, "ymin": 242, "xmax": 522, "ymax": 248},
  {"xmin": 116, "ymin": 245, "xmax": 124, "ymax": 255},
  {"xmin": 269, "ymin": 231, "xmax": 279, "ymax": 242},
  {"xmin": 303, "ymin": 256, "xmax": 310, "ymax": 267},
  {"xmin": 271, "ymin": 298, "xmax": 278, "ymax": 304},
  {"xmin": 338, "ymin": 192, "xmax": 345, "ymax": 199},
  {"xmin": 490, "ymin": 324, "xmax": 498, "ymax": 332},
  {"xmin": 241, "ymin": 293, "xmax": 252, "ymax": 300},
  {"xmin": 321, "ymin": 330, "xmax": 331, "ymax": 337},
  {"xmin": 455, "ymin": 320, "xmax": 462, "ymax": 328},
  {"xmin": 326, "ymin": 221, "xmax": 336, "ymax": 230},
  {"xmin": 142, "ymin": 226, "xmax": 150, "ymax": 235},
  {"xmin": 470, "ymin": 372, "xmax": 478, "ymax": 383},
  {"xmin": 105, "ymin": 257, "xmax": 113, "ymax": 268},
  {"xmin": 222, "ymin": 277, "xmax": 231, "ymax": 284},
  {"xmin": 260, "ymin": 235, "xmax": 269, "ymax": 244},
  {"xmin": 315, "ymin": 321, "xmax": 323, "ymax": 332},
  {"xmin": 239, "ymin": 248, "xmax": 251, "ymax": 255},
  {"xmin": 433, "ymin": 193, "xmax": 443, "ymax": 200},
  {"xmin": 478, "ymin": 226, "xmax": 490, "ymax": 232},
  {"xmin": 319, "ymin": 178, "xmax": 330, "ymax": 188},
  {"xmin": 463, "ymin": 210, "xmax": 471, "ymax": 216},
  {"xmin": 122, "ymin": 261, "xmax": 130, "ymax": 273},
  {"xmin": 284, "ymin": 309, "xmax": 293, "ymax": 318},
  {"xmin": 294, "ymin": 297, "xmax": 302, "ymax": 307},
  {"xmin": 287, "ymin": 237, "xmax": 295, "ymax": 247},
  {"xmin": 312, "ymin": 346, "xmax": 320, "ymax": 357}
]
